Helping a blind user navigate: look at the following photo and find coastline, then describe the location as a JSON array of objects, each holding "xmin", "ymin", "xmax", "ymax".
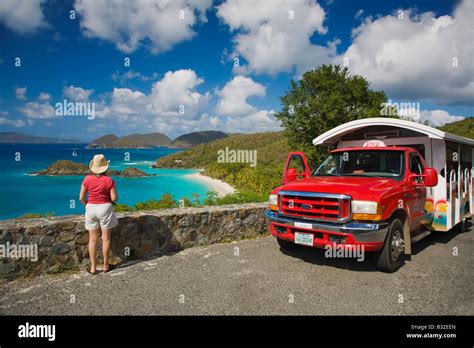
[
  {"xmin": 184, "ymin": 171, "xmax": 236, "ymax": 197},
  {"xmin": 1, "ymin": 144, "xmax": 204, "ymax": 219}
]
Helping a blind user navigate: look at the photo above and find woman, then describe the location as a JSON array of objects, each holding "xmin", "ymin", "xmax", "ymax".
[{"xmin": 79, "ymin": 154, "xmax": 118, "ymax": 275}]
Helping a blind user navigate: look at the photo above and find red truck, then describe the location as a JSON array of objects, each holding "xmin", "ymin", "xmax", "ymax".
[{"xmin": 266, "ymin": 118, "xmax": 474, "ymax": 272}]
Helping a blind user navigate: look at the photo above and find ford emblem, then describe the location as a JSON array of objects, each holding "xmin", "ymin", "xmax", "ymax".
[{"xmin": 301, "ymin": 204, "xmax": 313, "ymax": 210}]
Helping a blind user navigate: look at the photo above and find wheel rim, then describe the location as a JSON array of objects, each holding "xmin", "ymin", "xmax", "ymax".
[{"xmin": 391, "ymin": 230, "xmax": 404, "ymax": 261}]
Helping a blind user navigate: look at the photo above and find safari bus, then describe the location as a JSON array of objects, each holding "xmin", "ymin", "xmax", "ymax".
[{"xmin": 266, "ymin": 117, "xmax": 474, "ymax": 272}]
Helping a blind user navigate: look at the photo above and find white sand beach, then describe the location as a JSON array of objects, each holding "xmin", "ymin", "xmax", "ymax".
[{"xmin": 185, "ymin": 171, "xmax": 236, "ymax": 197}]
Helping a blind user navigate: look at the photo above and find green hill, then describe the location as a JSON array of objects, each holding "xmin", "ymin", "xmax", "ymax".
[
  {"xmin": 87, "ymin": 133, "xmax": 171, "ymax": 148},
  {"xmin": 87, "ymin": 130, "xmax": 229, "ymax": 149},
  {"xmin": 87, "ymin": 134, "xmax": 119, "ymax": 148},
  {"xmin": 171, "ymin": 130, "xmax": 228, "ymax": 148},
  {"xmin": 439, "ymin": 118, "xmax": 474, "ymax": 140},
  {"xmin": 112, "ymin": 133, "xmax": 171, "ymax": 148},
  {"xmin": 155, "ymin": 132, "xmax": 290, "ymax": 196}
]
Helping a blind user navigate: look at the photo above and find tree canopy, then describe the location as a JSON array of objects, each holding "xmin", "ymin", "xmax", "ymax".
[
  {"xmin": 439, "ymin": 117, "xmax": 474, "ymax": 139},
  {"xmin": 275, "ymin": 64, "xmax": 395, "ymax": 166}
]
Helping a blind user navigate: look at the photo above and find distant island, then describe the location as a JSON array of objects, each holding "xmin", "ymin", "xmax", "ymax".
[
  {"xmin": 87, "ymin": 130, "xmax": 228, "ymax": 149},
  {"xmin": 0, "ymin": 130, "xmax": 230, "ymax": 149},
  {"xmin": 30, "ymin": 160, "xmax": 152, "ymax": 177},
  {"xmin": 170, "ymin": 130, "xmax": 228, "ymax": 148},
  {"xmin": 87, "ymin": 133, "xmax": 172, "ymax": 149},
  {"xmin": 0, "ymin": 132, "xmax": 83, "ymax": 144}
]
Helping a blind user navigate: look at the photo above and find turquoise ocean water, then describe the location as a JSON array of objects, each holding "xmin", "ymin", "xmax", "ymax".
[{"xmin": 0, "ymin": 143, "xmax": 210, "ymax": 220}]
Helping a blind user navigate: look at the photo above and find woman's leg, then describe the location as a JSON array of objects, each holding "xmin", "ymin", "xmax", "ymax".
[
  {"xmin": 101, "ymin": 228, "xmax": 112, "ymax": 269},
  {"xmin": 88, "ymin": 229, "xmax": 99, "ymax": 272}
]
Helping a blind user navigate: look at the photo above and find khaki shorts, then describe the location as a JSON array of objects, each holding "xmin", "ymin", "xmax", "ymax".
[{"xmin": 85, "ymin": 203, "xmax": 118, "ymax": 230}]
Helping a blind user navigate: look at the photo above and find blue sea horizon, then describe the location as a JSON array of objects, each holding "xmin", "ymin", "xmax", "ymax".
[{"xmin": 0, "ymin": 143, "xmax": 211, "ymax": 220}]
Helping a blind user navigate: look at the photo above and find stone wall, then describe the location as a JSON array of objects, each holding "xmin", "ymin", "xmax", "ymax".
[{"xmin": 0, "ymin": 203, "xmax": 268, "ymax": 281}]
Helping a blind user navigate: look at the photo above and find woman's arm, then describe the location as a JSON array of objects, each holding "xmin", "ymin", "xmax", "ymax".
[
  {"xmin": 110, "ymin": 186, "xmax": 118, "ymax": 203},
  {"xmin": 79, "ymin": 184, "xmax": 87, "ymax": 206}
]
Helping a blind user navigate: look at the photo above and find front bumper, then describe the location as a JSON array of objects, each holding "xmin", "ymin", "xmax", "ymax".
[{"xmin": 266, "ymin": 209, "xmax": 389, "ymax": 251}]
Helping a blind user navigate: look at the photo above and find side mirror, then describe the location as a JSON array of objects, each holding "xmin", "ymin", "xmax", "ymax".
[
  {"xmin": 286, "ymin": 167, "xmax": 297, "ymax": 182},
  {"xmin": 282, "ymin": 152, "xmax": 311, "ymax": 185},
  {"xmin": 423, "ymin": 167, "xmax": 438, "ymax": 187},
  {"xmin": 411, "ymin": 167, "xmax": 438, "ymax": 187}
]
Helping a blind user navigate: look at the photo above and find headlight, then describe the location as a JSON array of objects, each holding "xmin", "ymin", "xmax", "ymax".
[
  {"xmin": 351, "ymin": 200, "xmax": 378, "ymax": 214},
  {"xmin": 268, "ymin": 194, "xmax": 278, "ymax": 210}
]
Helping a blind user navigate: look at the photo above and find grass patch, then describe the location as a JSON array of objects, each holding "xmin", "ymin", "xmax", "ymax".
[
  {"xmin": 115, "ymin": 190, "xmax": 267, "ymax": 212},
  {"xmin": 20, "ymin": 212, "xmax": 55, "ymax": 218},
  {"xmin": 155, "ymin": 131, "xmax": 290, "ymax": 196}
]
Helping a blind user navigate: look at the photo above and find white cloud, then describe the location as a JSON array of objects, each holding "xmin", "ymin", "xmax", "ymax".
[
  {"xmin": 215, "ymin": 76, "xmax": 266, "ymax": 116},
  {"xmin": 96, "ymin": 69, "xmax": 212, "ymax": 135},
  {"xmin": 63, "ymin": 85, "xmax": 95, "ymax": 102},
  {"xmin": 340, "ymin": 0, "xmax": 474, "ymax": 105},
  {"xmin": 98, "ymin": 88, "xmax": 148, "ymax": 122},
  {"xmin": 74, "ymin": 0, "xmax": 212, "ymax": 54},
  {"xmin": 149, "ymin": 112, "xmax": 223, "ymax": 136},
  {"xmin": 18, "ymin": 102, "xmax": 55, "ymax": 119},
  {"xmin": 419, "ymin": 110, "xmax": 465, "ymax": 127},
  {"xmin": 354, "ymin": 9, "xmax": 364, "ymax": 19},
  {"xmin": 0, "ymin": 116, "xmax": 25, "ymax": 127},
  {"xmin": 217, "ymin": 0, "xmax": 336, "ymax": 76},
  {"xmin": 214, "ymin": 76, "xmax": 280, "ymax": 132},
  {"xmin": 96, "ymin": 70, "xmax": 279, "ymax": 135},
  {"xmin": 15, "ymin": 87, "xmax": 27, "ymax": 100},
  {"xmin": 209, "ymin": 115, "xmax": 220, "ymax": 127},
  {"xmin": 0, "ymin": 0, "xmax": 49, "ymax": 34},
  {"xmin": 397, "ymin": 106, "xmax": 465, "ymax": 127},
  {"xmin": 112, "ymin": 70, "xmax": 141, "ymax": 83},
  {"xmin": 111, "ymin": 70, "xmax": 160, "ymax": 85},
  {"xmin": 224, "ymin": 109, "xmax": 280, "ymax": 133},
  {"xmin": 87, "ymin": 122, "xmax": 107, "ymax": 133},
  {"xmin": 38, "ymin": 92, "xmax": 51, "ymax": 101},
  {"xmin": 148, "ymin": 69, "xmax": 209, "ymax": 116}
]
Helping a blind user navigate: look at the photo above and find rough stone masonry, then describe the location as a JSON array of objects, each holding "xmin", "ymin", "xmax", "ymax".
[{"xmin": 0, "ymin": 203, "xmax": 268, "ymax": 281}]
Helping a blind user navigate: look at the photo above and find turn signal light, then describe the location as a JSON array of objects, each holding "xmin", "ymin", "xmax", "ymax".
[
  {"xmin": 352, "ymin": 213, "xmax": 383, "ymax": 221},
  {"xmin": 340, "ymin": 198, "xmax": 351, "ymax": 219}
]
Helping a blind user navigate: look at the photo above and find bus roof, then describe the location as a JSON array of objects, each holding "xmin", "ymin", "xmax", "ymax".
[
  {"xmin": 313, "ymin": 118, "xmax": 474, "ymax": 147},
  {"xmin": 331, "ymin": 146, "xmax": 411, "ymax": 153}
]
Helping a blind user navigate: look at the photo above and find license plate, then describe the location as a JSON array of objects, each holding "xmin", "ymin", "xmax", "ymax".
[
  {"xmin": 294, "ymin": 232, "xmax": 314, "ymax": 246},
  {"xmin": 295, "ymin": 222, "xmax": 312, "ymax": 229}
]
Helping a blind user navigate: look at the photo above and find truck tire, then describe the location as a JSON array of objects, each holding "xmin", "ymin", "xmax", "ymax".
[
  {"xmin": 457, "ymin": 217, "xmax": 471, "ymax": 233},
  {"xmin": 375, "ymin": 218, "xmax": 405, "ymax": 273},
  {"xmin": 457, "ymin": 204, "xmax": 471, "ymax": 233},
  {"xmin": 277, "ymin": 238, "xmax": 300, "ymax": 251}
]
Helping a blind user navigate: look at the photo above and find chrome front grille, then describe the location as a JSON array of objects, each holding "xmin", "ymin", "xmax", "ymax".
[{"xmin": 278, "ymin": 191, "xmax": 351, "ymax": 222}]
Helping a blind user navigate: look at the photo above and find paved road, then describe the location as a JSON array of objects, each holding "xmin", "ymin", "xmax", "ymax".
[{"xmin": 1, "ymin": 227, "xmax": 473, "ymax": 315}]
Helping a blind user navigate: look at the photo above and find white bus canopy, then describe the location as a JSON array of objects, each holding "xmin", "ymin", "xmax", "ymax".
[{"xmin": 312, "ymin": 117, "xmax": 474, "ymax": 147}]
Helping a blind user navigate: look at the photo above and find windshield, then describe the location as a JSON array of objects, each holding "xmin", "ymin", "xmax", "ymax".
[{"xmin": 314, "ymin": 150, "xmax": 404, "ymax": 179}]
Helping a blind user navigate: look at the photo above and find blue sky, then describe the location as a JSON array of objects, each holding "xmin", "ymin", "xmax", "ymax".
[{"xmin": 0, "ymin": 0, "xmax": 472, "ymax": 141}]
